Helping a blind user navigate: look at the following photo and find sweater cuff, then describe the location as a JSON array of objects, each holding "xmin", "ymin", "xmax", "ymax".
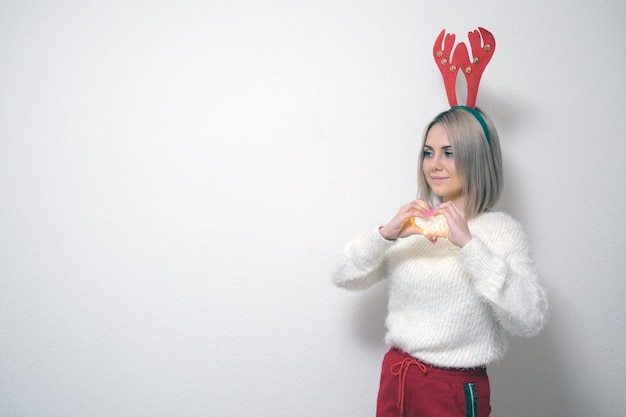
[{"xmin": 367, "ymin": 226, "xmax": 398, "ymax": 251}]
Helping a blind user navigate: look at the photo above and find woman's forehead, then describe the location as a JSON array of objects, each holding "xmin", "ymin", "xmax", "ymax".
[{"xmin": 424, "ymin": 124, "xmax": 451, "ymax": 147}]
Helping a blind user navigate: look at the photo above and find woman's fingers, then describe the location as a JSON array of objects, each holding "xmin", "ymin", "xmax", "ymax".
[
  {"xmin": 435, "ymin": 201, "xmax": 471, "ymax": 247},
  {"xmin": 380, "ymin": 200, "xmax": 433, "ymax": 240},
  {"xmin": 411, "ymin": 200, "xmax": 433, "ymax": 218}
]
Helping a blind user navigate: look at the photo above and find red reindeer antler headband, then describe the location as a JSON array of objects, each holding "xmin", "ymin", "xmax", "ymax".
[{"xmin": 433, "ymin": 27, "xmax": 496, "ymax": 108}]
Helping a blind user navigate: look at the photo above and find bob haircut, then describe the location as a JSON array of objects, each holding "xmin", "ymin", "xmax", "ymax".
[{"xmin": 417, "ymin": 107, "xmax": 503, "ymax": 219}]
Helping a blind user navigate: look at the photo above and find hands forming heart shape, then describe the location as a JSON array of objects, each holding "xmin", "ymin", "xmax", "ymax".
[{"xmin": 413, "ymin": 209, "xmax": 449, "ymax": 240}]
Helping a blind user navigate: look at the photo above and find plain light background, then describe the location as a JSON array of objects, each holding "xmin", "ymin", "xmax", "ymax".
[{"xmin": 1, "ymin": 0, "xmax": 625, "ymax": 416}]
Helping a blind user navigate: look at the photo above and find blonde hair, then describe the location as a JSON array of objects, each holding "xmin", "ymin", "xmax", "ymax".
[{"xmin": 417, "ymin": 107, "xmax": 503, "ymax": 218}]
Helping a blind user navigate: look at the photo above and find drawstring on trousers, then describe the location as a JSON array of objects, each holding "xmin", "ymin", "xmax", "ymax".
[{"xmin": 390, "ymin": 357, "xmax": 428, "ymax": 416}]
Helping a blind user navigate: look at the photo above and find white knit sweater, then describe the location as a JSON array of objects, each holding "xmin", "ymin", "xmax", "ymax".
[{"xmin": 333, "ymin": 211, "xmax": 548, "ymax": 368}]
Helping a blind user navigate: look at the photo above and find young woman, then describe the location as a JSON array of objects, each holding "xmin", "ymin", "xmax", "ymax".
[{"xmin": 333, "ymin": 107, "xmax": 548, "ymax": 417}]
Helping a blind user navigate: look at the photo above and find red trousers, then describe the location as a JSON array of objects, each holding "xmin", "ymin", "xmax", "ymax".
[{"xmin": 376, "ymin": 348, "xmax": 491, "ymax": 417}]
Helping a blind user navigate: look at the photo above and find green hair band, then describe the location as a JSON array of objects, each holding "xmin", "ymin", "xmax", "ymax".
[{"xmin": 455, "ymin": 106, "xmax": 490, "ymax": 145}]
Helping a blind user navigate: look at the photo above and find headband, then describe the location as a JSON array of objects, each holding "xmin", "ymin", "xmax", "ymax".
[
  {"xmin": 455, "ymin": 105, "xmax": 490, "ymax": 144},
  {"xmin": 433, "ymin": 27, "xmax": 496, "ymax": 142}
]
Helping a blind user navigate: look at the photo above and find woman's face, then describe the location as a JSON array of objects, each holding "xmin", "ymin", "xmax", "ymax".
[{"xmin": 422, "ymin": 123, "xmax": 465, "ymax": 207}]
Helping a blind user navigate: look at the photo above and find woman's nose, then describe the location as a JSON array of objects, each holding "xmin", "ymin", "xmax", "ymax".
[{"xmin": 431, "ymin": 154, "xmax": 443, "ymax": 170}]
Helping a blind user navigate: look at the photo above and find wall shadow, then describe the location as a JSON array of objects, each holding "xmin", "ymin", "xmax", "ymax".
[
  {"xmin": 489, "ymin": 322, "xmax": 572, "ymax": 416},
  {"xmin": 350, "ymin": 282, "xmax": 389, "ymax": 348}
]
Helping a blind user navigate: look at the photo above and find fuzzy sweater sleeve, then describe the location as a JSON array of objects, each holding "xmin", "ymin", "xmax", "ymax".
[
  {"xmin": 458, "ymin": 216, "xmax": 548, "ymax": 337},
  {"xmin": 332, "ymin": 228, "xmax": 397, "ymax": 290}
]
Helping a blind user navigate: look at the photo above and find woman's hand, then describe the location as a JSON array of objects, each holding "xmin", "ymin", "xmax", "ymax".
[
  {"xmin": 379, "ymin": 200, "xmax": 433, "ymax": 241},
  {"xmin": 435, "ymin": 201, "xmax": 471, "ymax": 248}
]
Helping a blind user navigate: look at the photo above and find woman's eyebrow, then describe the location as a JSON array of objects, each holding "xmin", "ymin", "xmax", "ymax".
[{"xmin": 423, "ymin": 144, "xmax": 452, "ymax": 149}]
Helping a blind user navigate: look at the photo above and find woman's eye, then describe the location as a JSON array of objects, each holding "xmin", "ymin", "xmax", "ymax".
[
  {"xmin": 423, "ymin": 150, "xmax": 433, "ymax": 158},
  {"xmin": 445, "ymin": 151, "xmax": 454, "ymax": 158}
]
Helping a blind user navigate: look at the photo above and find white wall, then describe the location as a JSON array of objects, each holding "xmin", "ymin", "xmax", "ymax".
[{"xmin": 1, "ymin": 1, "xmax": 625, "ymax": 416}]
